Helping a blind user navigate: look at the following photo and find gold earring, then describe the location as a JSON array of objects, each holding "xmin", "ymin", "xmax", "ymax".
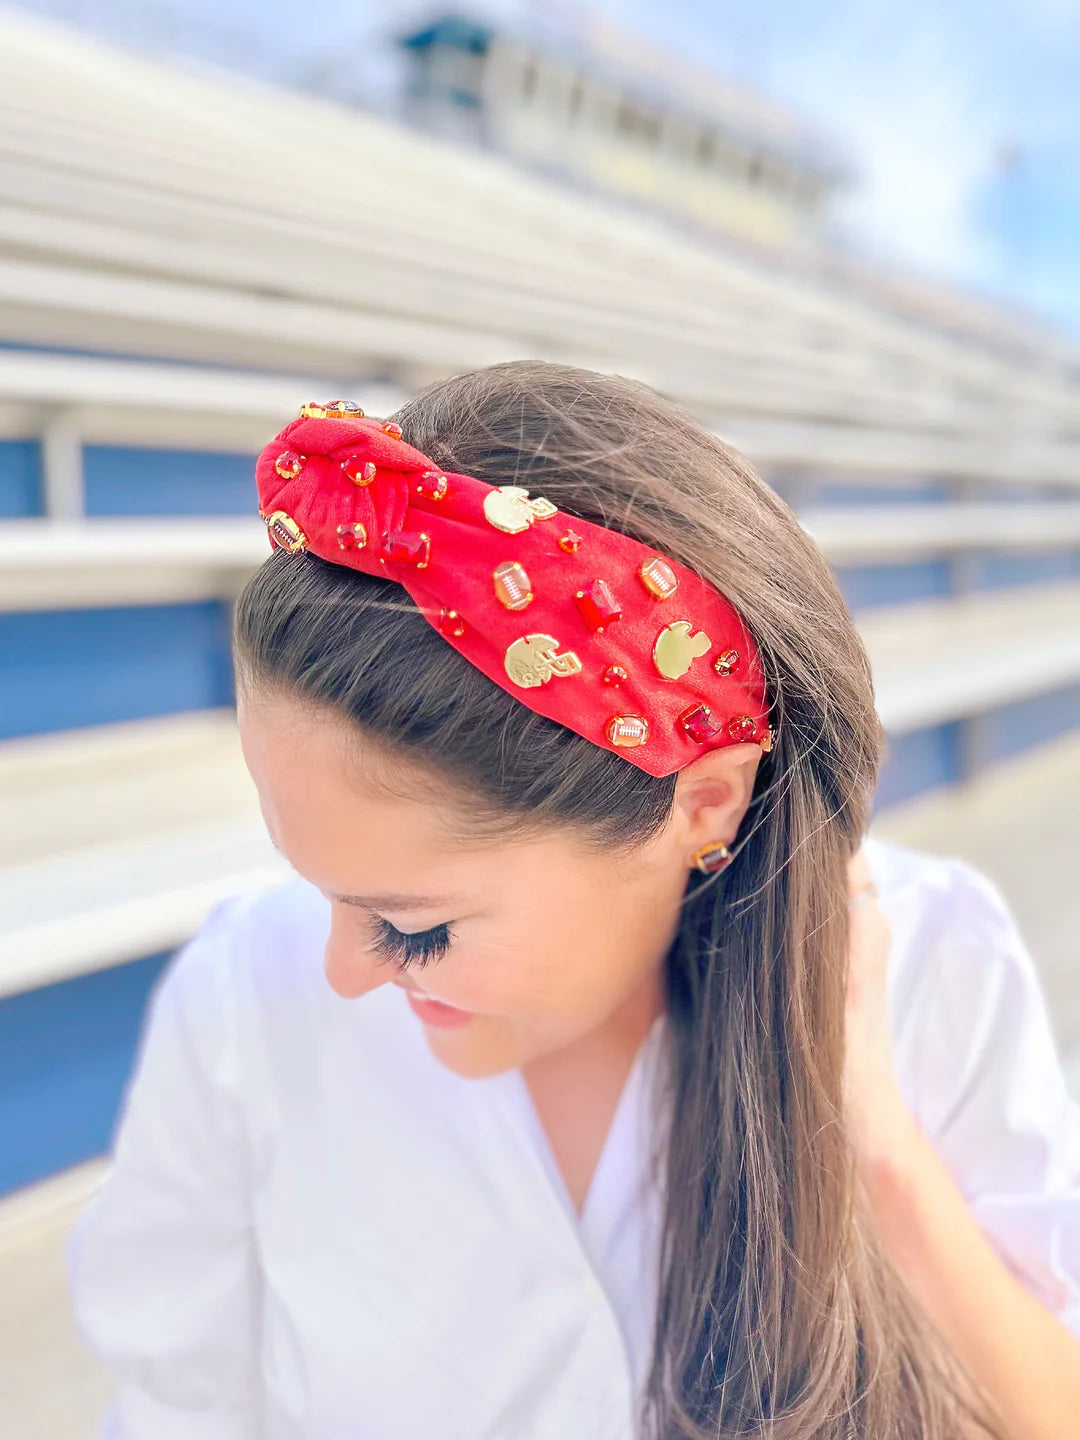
[{"xmin": 690, "ymin": 841, "xmax": 732, "ymax": 874}]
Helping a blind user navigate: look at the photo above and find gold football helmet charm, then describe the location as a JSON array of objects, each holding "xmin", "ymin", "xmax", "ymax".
[
  {"xmin": 483, "ymin": 486, "xmax": 558, "ymax": 535},
  {"xmin": 504, "ymin": 634, "xmax": 582, "ymax": 688},
  {"xmin": 653, "ymin": 620, "xmax": 712, "ymax": 680}
]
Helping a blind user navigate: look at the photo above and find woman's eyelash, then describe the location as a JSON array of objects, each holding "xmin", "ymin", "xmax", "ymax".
[{"xmin": 368, "ymin": 916, "xmax": 453, "ymax": 972}]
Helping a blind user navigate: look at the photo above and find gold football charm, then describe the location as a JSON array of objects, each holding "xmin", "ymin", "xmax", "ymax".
[
  {"xmin": 493, "ymin": 561, "xmax": 534, "ymax": 611},
  {"xmin": 639, "ymin": 556, "xmax": 679, "ymax": 600},
  {"xmin": 264, "ymin": 510, "xmax": 308, "ymax": 553},
  {"xmin": 504, "ymin": 634, "xmax": 582, "ymax": 688},
  {"xmin": 606, "ymin": 714, "xmax": 650, "ymax": 748},
  {"xmin": 653, "ymin": 620, "xmax": 712, "ymax": 680},
  {"xmin": 483, "ymin": 486, "xmax": 558, "ymax": 535}
]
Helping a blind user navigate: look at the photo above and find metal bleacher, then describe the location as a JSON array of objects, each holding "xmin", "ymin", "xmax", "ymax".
[{"xmin": 0, "ymin": 9, "xmax": 1079, "ymax": 1141}]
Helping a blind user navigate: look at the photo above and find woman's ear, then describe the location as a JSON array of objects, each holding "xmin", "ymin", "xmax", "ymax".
[{"xmin": 671, "ymin": 743, "xmax": 763, "ymax": 855}]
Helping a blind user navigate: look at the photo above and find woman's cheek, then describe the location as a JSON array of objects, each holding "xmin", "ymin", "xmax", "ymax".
[{"xmin": 441, "ymin": 938, "xmax": 556, "ymax": 1016}]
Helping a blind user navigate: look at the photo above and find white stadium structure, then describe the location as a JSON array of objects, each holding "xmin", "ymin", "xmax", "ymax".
[{"xmin": 0, "ymin": 7, "xmax": 1078, "ymax": 1430}]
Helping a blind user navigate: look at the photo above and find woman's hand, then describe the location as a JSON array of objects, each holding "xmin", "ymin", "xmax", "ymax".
[{"xmin": 842, "ymin": 849, "xmax": 1080, "ymax": 1437}]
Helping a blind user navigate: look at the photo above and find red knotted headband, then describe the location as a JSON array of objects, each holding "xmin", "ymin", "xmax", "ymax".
[{"xmin": 254, "ymin": 402, "xmax": 772, "ymax": 778}]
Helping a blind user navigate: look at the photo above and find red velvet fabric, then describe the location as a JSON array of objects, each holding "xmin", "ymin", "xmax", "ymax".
[{"xmin": 255, "ymin": 412, "xmax": 771, "ymax": 778}]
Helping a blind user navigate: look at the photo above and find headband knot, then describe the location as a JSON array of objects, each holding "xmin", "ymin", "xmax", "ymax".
[{"xmin": 255, "ymin": 405, "xmax": 772, "ymax": 777}]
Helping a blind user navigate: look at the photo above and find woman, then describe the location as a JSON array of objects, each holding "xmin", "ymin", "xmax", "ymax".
[{"xmin": 68, "ymin": 362, "xmax": 1080, "ymax": 1438}]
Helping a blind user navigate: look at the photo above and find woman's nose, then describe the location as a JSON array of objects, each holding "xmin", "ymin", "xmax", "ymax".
[{"xmin": 323, "ymin": 911, "xmax": 394, "ymax": 999}]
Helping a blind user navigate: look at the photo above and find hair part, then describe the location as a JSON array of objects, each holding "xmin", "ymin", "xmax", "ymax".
[{"xmin": 234, "ymin": 360, "xmax": 1003, "ymax": 1438}]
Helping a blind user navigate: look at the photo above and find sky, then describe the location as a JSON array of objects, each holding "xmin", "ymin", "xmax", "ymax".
[{"xmin": 16, "ymin": 0, "xmax": 1080, "ymax": 335}]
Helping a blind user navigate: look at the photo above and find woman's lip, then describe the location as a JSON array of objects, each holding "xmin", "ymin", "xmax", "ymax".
[{"xmin": 403, "ymin": 989, "xmax": 474, "ymax": 1029}]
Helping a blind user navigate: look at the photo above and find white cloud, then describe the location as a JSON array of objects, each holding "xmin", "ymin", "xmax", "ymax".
[{"xmin": 765, "ymin": 21, "xmax": 1007, "ymax": 286}]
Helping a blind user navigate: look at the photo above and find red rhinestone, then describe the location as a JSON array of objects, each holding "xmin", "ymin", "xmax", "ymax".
[
  {"xmin": 713, "ymin": 648, "xmax": 740, "ymax": 676},
  {"xmin": 726, "ymin": 714, "xmax": 757, "ymax": 742},
  {"xmin": 335, "ymin": 522, "xmax": 367, "ymax": 551},
  {"xmin": 602, "ymin": 665, "xmax": 628, "ymax": 686},
  {"xmin": 383, "ymin": 531, "xmax": 430, "ymax": 568},
  {"xmin": 274, "ymin": 449, "xmax": 304, "ymax": 480},
  {"xmin": 342, "ymin": 456, "xmax": 377, "ymax": 486},
  {"xmin": 606, "ymin": 714, "xmax": 649, "ymax": 748},
  {"xmin": 575, "ymin": 579, "xmax": 622, "ymax": 631},
  {"xmin": 438, "ymin": 608, "xmax": 466, "ymax": 638},
  {"xmin": 558, "ymin": 530, "xmax": 582, "ymax": 554},
  {"xmin": 416, "ymin": 470, "xmax": 448, "ymax": 501},
  {"xmin": 679, "ymin": 703, "xmax": 724, "ymax": 744},
  {"xmin": 382, "ymin": 421, "xmax": 403, "ymax": 439}
]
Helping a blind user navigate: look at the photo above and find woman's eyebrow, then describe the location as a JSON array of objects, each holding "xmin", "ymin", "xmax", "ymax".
[{"xmin": 329, "ymin": 890, "xmax": 461, "ymax": 911}]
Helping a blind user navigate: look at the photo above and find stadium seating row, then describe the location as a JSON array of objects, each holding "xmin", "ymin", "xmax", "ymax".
[{"xmin": 1, "ymin": 9, "xmax": 1078, "ymax": 482}]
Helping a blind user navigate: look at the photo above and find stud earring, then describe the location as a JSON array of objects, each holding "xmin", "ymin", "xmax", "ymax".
[{"xmin": 690, "ymin": 841, "xmax": 732, "ymax": 874}]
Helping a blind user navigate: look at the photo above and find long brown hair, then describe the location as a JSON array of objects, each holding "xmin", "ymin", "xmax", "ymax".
[{"xmin": 233, "ymin": 360, "xmax": 1001, "ymax": 1437}]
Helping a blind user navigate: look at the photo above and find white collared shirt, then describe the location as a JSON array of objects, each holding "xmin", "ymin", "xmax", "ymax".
[{"xmin": 67, "ymin": 836, "xmax": 1080, "ymax": 1438}]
